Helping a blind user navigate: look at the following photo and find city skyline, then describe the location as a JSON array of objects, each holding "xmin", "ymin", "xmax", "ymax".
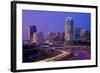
[
  {"xmin": 22, "ymin": 10, "xmax": 91, "ymax": 63},
  {"xmin": 22, "ymin": 10, "xmax": 91, "ymax": 40}
]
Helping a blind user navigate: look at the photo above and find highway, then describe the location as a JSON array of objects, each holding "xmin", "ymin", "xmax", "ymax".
[
  {"xmin": 40, "ymin": 49, "xmax": 70, "ymax": 62},
  {"xmin": 38, "ymin": 45, "xmax": 90, "ymax": 62}
]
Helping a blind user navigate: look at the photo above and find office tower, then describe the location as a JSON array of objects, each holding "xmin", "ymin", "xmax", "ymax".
[
  {"xmin": 46, "ymin": 32, "xmax": 50, "ymax": 44},
  {"xmin": 46, "ymin": 32, "xmax": 55, "ymax": 44},
  {"xmin": 64, "ymin": 17, "xmax": 74, "ymax": 43},
  {"xmin": 74, "ymin": 28, "xmax": 81, "ymax": 41},
  {"xmin": 80, "ymin": 29, "xmax": 87, "ymax": 42},
  {"xmin": 55, "ymin": 32, "xmax": 61, "ymax": 44},
  {"xmin": 85, "ymin": 31, "xmax": 90, "ymax": 42},
  {"xmin": 60, "ymin": 32, "xmax": 65, "ymax": 43},
  {"xmin": 48, "ymin": 32, "xmax": 53, "ymax": 44},
  {"xmin": 28, "ymin": 25, "xmax": 37, "ymax": 42},
  {"xmin": 31, "ymin": 32, "xmax": 38, "ymax": 43},
  {"xmin": 37, "ymin": 32, "xmax": 44, "ymax": 44},
  {"xmin": 53, "ymin": 32, "xmax": 56, "ymax": 43}
]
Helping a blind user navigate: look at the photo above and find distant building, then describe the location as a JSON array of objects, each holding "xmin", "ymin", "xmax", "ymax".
[
  {"xmin": 74, "ymin": 28, "xmax": 81, "ymax": 41},
  {"xmin": 55, "ymin": 32, "xmax": 60, "ymax": 43},
  {"xmin": 45, "ymin": 32, "xmax": 50, "ymax": 44},
  {"xmin": 55, "ymin": 32, "xmax": 64, "ymax": 44},
  {"xmin": 80, "ymin": 29, "xmax": 87, "ymax": 42},
  {"xmin": 37, "ymin": 32, "xmax": 44, "ymax": 44},
  {"xmin": 46, "ymin": 32, "xmax": 56, "ymax": 44},
  {"xmin": 64, "ymin": 17, "xmax": 74, "ymax": 43},
  {"xmin": 80, "ymin": 29, "xmax": 90, "ymax": 42},
  {"xmin": 61, "ymin": 32, "xmax": 65, "ymax": 43},
  {"xmin": 28, "ymin": 25, "xmax": 37, "ymax": 43},
  {"xmin": 85, "ymin": 31, "xmax": 91, "ymax": 42},
  {"xmin": 31, "ymin": 32, "xmax": 38, "ymax": 43}
]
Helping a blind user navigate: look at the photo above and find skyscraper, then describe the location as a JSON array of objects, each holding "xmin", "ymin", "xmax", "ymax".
[
  {"xmin": 28, "ymin": 25, "xmax": 37, "ymax": 42},
  {"xmin": 46, "ymin": 32, "xmax": 55, "ymax": 44},
  {"xmin": 32, "ymin": 32, "xmax": 38, "ymax": 43},
  {"xmin": 80, "ymin": 29, "xmax": 88, "ymax": 42},
  {"xmin": 37, "ymin": 32, "xmax": 44, "ymax": 44},
  {"xmin": 60, "ymin": 32, "xmax": 65, "ymax": 43},
  {"xmin": 64, "ymin": 17, "xmax": 74, "ymax": 43}
]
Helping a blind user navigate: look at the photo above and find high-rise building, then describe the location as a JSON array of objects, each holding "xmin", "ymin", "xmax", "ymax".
[
  {"xmin": 37, "ymin": 32, "xmax": 44, "ymax": 44},
  {"xmin": 46, "ymin": 32, "xmax": 55, "ymax": 44},
  {"xmin": 55, "ymin": 32, "xmax": 60, "ymax": 43},
  {"xmin": 31, "ymin": 32, "xmax": 38, "ymax": 43},
  {"xmin": 80, "ymin": 29, "xmax": 90, "ymax": 42},
  {"xmin": 74, "ymin": 28, "xmax": 81, "ymax": 41},
  {"xmin": 28, "ymin": 25, "xmax": 37, "ymax": 42},
  {"xmin": 60, "ymin": 32, "xmax": 65, "ymax": 43},
  {"xmin": 64, "ymin": 17, "xmax": 74, "ymax": 43},
  {"xmin": 45, "ymin": 32, "xmax": 51, "ymax": 44}
]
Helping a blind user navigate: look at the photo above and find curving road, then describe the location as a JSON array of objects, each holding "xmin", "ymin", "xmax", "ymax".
[{"xmin": 40, "ymin": 49, "xmax": 70, "ymax": 62}]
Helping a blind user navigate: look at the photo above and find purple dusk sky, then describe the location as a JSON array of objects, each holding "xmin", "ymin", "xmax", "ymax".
[{"xmin": 22, "ymin": 10, "xmax": 91, "ymax": 40}]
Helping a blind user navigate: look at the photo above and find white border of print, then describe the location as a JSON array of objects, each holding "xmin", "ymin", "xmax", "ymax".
[{"xmin": 16, "ymin": 4, "xmax": 96, "ymax": 70}]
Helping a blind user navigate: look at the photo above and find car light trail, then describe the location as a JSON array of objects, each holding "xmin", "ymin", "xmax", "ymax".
[{"xmin": 39, "ymin": 49, "xmax": 70, "ymax": 62}]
